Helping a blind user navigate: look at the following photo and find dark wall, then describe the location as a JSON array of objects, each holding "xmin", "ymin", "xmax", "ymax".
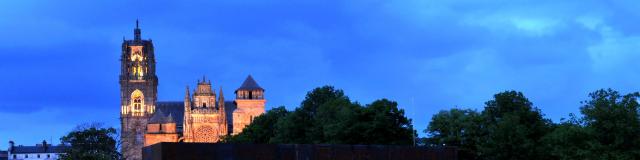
[{"xmin": 143, "ymin": 143, "xmax": 457, "ymax": 160}]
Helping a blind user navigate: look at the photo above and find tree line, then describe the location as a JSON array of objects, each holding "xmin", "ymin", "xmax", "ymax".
[
  {"xmin": 223, "ymin": 85, "xmax": 415, "ymax": 145},
  {"xmin": 58, "ymin": 86, "xmax": 640, "ymax": 159},
  {"xmin": 425, "ymin": 89, "xmax": 640, "ymax": 159}
]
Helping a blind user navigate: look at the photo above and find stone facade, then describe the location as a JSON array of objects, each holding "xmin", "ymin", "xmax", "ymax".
[{"xmin": 120, "ymin": 21, "xmax": 266, "ymax": 160}]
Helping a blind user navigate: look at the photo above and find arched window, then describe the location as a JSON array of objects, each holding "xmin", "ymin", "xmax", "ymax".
[{"xmin": 131, "ymin": 90, "xmax": 144, "ymax": 113}]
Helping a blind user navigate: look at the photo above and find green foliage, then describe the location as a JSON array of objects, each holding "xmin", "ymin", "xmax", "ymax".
[
  {"xmin": 425, "ymin": 91, "xmax": 553, "ymax": 159},
  {"xmin": 228, "ymin": 85, "xmax": 415, "ymax": 145},
  {"xmin": 60, "ymin": 124, "xmax": 121, "ymax": 160},
  {"xmin": 541, "ymin": 114, "xmax": 592, "ymax": 160},
  {"xmin": 578, "ymin": 89, "xmax": 640, "ymax": 159},
  {"xmin": 224, "ymin": 106, "xmax": 289, "ymax": 143},
  {"xmin": 425, "ymin": 89, "xmax": 640, "ymax": 159},
  {"xmin": 425, "ymin": 108, "xmax": 481, "ymax": 156},
  {"xmin": 478, "ymin": 91, "xmax": 552, "ymax": 160},
  {"xmin": 358, "ymin": 99, "xmax": 414, "ymax": 145}
]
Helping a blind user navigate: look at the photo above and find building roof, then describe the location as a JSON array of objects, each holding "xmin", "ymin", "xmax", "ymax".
[
  {"xmin": 237, "ymin": 75, "xmax": 263, "ymax": 91},
  {"xmin": 149, "ymin": 109, "xmax": 169, "ymax": 124},
  {"xmin": 156, "ymin": 101, "xmax": 237, "ymax": 132},
  {"xmin": 156, "ymin": 102, "xmax": 185, "ymax": 125},
  {"xmin": 10, "ymin": 145, "xmax": 69, "ymax": 154}
]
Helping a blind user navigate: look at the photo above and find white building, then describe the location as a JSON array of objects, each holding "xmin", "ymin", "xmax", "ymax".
[{"xmin": 7, "ymin": 141, "xmax": 68, "ymax": 160}]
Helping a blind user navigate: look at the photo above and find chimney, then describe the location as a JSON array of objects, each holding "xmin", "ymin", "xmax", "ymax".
[
  {"xmin": 42, "ymin": 140, "xmax": 48, "ymax": 151},
  {"xmin": 8, "ymin": 141, "xmax": 14, "ymax": 152}
]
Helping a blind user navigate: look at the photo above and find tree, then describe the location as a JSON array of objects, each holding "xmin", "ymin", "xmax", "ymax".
[
  {"xmin": 312, "ymin": 96, "xmax": 362, "ymax": 144},
  {"xmin": 425, "ymin": 108, "xmax": 481, "ymax": 157},
  {"xmin": 477, "ymin": 91, "xmax": 552, "ymax": 160},
  {"xmin": 60, "ymin": 123, "xmax": 121, "ymax": 160},
  {"xmin": 578, "ymin": 89, "xmax": 640, "ymax": 159},
  {"xmin": 224, "ymin": 106, "xmax": 289, "ymax": 143},
  {"xmin": 541, "ymin": 113, "xmax": 592, "ymax": 160},
  {"xmin": 272, "ymin": 86, "xmax": 350, "ymax": 144},
  {"xmin": 267, "ymin": 85, "xmax": 415, "ymax": 145},
  {"xmin": 358, "ymin": 99, "xmax": 414, "ymax": 145}
]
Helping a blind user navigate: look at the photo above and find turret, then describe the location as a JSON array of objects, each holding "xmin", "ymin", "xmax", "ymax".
[
  {"xmin": 219, "ymin": 86, "xmax": 227, "ymax": 135},
  {"xmin": 235, "ymin": 75, "xmax": 264, "ymax": 100},
  {"xmin": 193, "ymin": 76, "xmax": 216, "ymax": 108},
  {"xmin": 232, "ymin": 75, "xmax": 266, "ymax": 135},
  {"xmin": 184, "ymin": 86, "xmax": 191, "ymax": 110}
]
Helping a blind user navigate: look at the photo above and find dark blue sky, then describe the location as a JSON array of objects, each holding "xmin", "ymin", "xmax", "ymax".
[{"xmin": 2, "ymin": 0, "xmax": 640, "ymax": 148}]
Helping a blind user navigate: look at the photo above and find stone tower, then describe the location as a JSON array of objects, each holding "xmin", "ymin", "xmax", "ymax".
[
  {"xmin": 232, "ymin": 75, "xmax": 266, "ymax": 134},
  {"xmin": 120, "ymin": 20, "xmax": 158, "ymax": 160}
]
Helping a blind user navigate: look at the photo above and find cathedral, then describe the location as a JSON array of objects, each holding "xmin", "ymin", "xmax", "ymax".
[{"xmin": 119, "ymin": 21, "xmax": 266, "ymax": 160}]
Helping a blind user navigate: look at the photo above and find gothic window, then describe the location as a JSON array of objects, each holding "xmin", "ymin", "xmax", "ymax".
[
  {"xmin": 131, "ymin": 90, "xmax": 144, "ymax": 113},
  {"xmin": 130, "ymin": 46, "xmax": 143, "ymax": 62},
  {"xmin": 131, "ymin": 63, "xmax": 144, "ymax": 79}
]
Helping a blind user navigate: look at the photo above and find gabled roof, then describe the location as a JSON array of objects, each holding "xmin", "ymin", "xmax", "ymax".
[
  {"xmin": 155, "ymin": 101, "xmax": 237, "ymax": 133},
  {"xmin": 10, "ymin": 145, "xmax": 69, "ymax": 154},
  {"xmin": 156, "ymin": 102, "xmax": 184, "ymax": 125},
  {"xmin": 236, "ymin": 75, "xmax": 263, "ymax": 91},
  {"xmin": 149, "ymin": 109, "xmax": 167, "ymax": 124}
]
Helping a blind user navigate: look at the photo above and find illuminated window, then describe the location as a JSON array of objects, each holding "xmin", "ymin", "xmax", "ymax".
[
  {"xmin": 131, "ymin": 90, "xmax": 144, "ymax": 113},
  {"xmin": 134, "ymin": 97, "xmax": 142, "ymax": 110},
  {"xmin": 130, "ymin": 46, "xmax": 144, "ymax": 62}
]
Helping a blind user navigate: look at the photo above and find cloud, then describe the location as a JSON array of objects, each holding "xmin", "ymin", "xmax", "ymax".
[{"xmin": 3, "ymin": 0, "xmax": 640, "ymax": 142}]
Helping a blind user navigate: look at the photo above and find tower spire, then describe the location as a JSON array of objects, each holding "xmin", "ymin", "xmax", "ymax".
[
  {"xmin": 185, "ymin": 86, "xmax": 190, "ymax": 99},
  {"xmin": 219, "ymin": 86, "xmax": 227, "ymax": 135},
  {"xmin": 134, "ymin": 20, "xmax": 141, "ymax": 41}
]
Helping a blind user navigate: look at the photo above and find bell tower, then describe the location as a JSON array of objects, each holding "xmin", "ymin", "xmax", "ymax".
[
  {"xmin": 119, "ymin": 20, "xmax": 158, "ymax": 160},
  {"xmin": 232, "ymin": 75, "xmax": 266, "ymax": 135}
]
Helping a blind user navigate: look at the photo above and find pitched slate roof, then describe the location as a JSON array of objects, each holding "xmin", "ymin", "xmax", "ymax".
[
  {"xmin": 149, "ymin": 109, "xmax": 168, "ymax": 124},
  {"xmin": 156, "ymin": 102, "xmax": 184, "ymax": 126},
  {"xmin": 237, "ymin": 75, "xmax": 263, "ymax": 91},
  {"xmin": 10, "ymin": 145, "xmax": 69, "ymax": 154},
  {"xmin": 156, "ymin": 101, "xmax": 237, "ymax": 133}
]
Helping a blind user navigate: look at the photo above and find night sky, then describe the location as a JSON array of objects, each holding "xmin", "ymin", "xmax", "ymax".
[{"xmin": 2, "ymin": 0, "xmax": 640, "ymax": 148}]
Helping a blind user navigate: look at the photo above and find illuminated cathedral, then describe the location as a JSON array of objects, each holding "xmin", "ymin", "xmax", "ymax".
[{"xmin": 119, "ymin": 21, "xmax": 266, "ymax": 160}]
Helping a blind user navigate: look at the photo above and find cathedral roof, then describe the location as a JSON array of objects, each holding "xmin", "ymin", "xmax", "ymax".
[
  {"xmin": 156, "ymin": 101, "xmax": 238, "ymax": 133},
  {"xmin": 166, "ymin": 113, "xmax": 175, "ymax": 123},
  {"xmin": 237, "ymin": 75, "xmax": 263, "ymax": 91},
  {"xmin": 149, "ymin": 109, "xmax": 167, "ymax": 124},
  {"xmin": 156, "ymin": 102, "xmax": 185, "ymax": 125}
]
